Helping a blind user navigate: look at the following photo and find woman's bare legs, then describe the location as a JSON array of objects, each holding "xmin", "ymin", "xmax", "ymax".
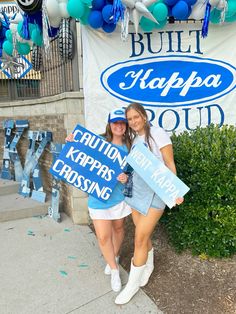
[
  {"xmin": 93, "ymin": 219, "xmax": 117, "ymax": 269},
  {"xmin": 132, "ymin": 208, "xmax": 164, "ymax": 266},
  {"xmin": 132, "ymin": 210, "xmax": 152, "ymax": 252},
  {"xmin": 111, "ymin": 218, "xmax": 125, "ymax": 257},
  {"xmin": 93, "ymin": 218, "xmax": 125, "ymax": 269}
]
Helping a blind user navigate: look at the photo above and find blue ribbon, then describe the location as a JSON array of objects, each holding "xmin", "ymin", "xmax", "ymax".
[
  {"xmin": 112, "ymin": 0, "xmax": 125, "ymax": 24},
  {"xmin": 22, "ymin": 14, "xmax": 31, "ymax": 40},
  {"xmin": 202, "ymin": 2, "xmax": 211, "ymax": 38}
]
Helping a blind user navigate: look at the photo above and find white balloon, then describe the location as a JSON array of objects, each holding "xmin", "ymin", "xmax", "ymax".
[
  {"xmin": 48, "ymin": 16, "xmax": 62, "ymax": 28},
  {"xmin": 57, "ymin": 0, "xmax": 70, "ymax": 18},
  {"xmin": 209, "ymin": 0, "xmax": 220, "ymax": 8},
  {"xmin": 190, "ymin": 2, "xmax": 207, "ymax": 20},
  {"xmin": 142, "ymin": 0, "xmax": 157, "ymax": 8},
  {"xmin": 46, "ymin": 0, "xmax": 61, "ymax": 20},
  {"xmin": 132, "ymin": 8, "xmax": 141, "ymax": 34},
  {"xmin": 135, "ymin": 2, "xmax": 157, "ymax": 22},
  {"xmin": 217, "ymin": 0, "xmax": 226, "ymax": 10},
  {"xmin": 59, "ymin": 3, "xmax": 70, "ymax": 18},
  {"xmin": 123, "ymin": 0, "xmax": 135, "ymax": 9}
]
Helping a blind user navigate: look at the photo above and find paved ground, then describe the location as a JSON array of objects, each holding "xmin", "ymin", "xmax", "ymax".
[{"xmin": 0, "ymin": 213, "xmax": 161, "ymax": 314}]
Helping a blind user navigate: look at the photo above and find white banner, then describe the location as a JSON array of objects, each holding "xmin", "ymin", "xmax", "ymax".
[{"xmin": 82, "ymin": 22, "xmax": 236, "ymax": 134}]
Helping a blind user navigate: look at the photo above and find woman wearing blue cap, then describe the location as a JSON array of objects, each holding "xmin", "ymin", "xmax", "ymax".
[{"xmin": 66, "ymin": 108, "xmax": 131, "ymax": 292}]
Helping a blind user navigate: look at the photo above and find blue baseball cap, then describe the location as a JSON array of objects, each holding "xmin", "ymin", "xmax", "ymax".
[{"xmin": 108, "ymin": 108, "xmax": 127, "ymax": 123}]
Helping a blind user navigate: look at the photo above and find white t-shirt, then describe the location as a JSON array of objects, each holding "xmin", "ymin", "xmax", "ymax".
[{"xmin": 133, "ymin": 126, "xmax": 172, "ymax": 162}]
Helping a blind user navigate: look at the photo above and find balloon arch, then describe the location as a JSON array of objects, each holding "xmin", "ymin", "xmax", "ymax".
[{"xmin": 0, "ymin": 0, "xmax": 235, "ymax": 66}]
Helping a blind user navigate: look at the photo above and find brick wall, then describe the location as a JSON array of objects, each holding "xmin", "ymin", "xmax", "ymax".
[{"xmin": 0, "ymin": 92, "xmax": 89, "ymax": 224}]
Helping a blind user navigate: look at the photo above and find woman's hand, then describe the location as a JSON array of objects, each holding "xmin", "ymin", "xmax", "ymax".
[
  {"xmin": 65, "ymin": 133, "xmax": 75, "ymax": 142},
  {"xmin": 175, "ymin": 197, "xmax": 184, "ymax": 205},
  {"xmin": 117, "ymin": 173, "xmax": 128, "ymax": 184}
]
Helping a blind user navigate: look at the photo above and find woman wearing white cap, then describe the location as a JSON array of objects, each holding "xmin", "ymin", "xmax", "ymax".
[{"xmin": 66, "ymin": 108, "xmax": 131, "ymax": 292}]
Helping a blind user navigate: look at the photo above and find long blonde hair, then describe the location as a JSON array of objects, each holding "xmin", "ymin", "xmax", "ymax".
[{"xmin": 125, "ymin": 103, "xmax": 154, "ymax": 151}]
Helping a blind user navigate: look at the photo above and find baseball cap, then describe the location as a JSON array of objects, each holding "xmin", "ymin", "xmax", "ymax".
[{"xmin": 108, "ymin": 108, "xmax": 127, "ymax": 123}]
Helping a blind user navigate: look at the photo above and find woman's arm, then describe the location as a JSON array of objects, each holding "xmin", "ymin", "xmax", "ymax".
[{"xmin": 160, "ymin": 144, "xmax": 177, "ymax": 175}]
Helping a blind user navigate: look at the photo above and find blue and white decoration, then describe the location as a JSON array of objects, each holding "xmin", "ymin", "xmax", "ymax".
[
  {"xmin": 50, "ymin": 124, "xmax": 128, "ymax": 202},
  {"xmin": 126, "ymin": 142, "xmax": 189, "ymax": 211},
  {"xmin": 82, "ymin": 22, "xmax": 236, "ymax": 134}
]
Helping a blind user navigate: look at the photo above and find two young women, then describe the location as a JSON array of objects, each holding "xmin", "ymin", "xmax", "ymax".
[{"xmin": 67, "ymin": 103, "xmax": 183, "ymax": 303}]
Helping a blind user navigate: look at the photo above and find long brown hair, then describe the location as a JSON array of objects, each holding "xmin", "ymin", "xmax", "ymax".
[
  {"xmin": 125, "ymin": 103, "xmax": 154, "ymax": 151},
  {"xmin": 101, "ymin": 123, "xmax": 131, "ymax": 150}
]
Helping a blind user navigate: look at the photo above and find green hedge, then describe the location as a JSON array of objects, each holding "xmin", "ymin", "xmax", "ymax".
[{"xmin": 163, "ymin": 124, "xmax": 236, "ymax": 258}]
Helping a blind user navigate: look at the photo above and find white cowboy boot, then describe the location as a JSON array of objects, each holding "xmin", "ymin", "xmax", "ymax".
[
  {"xmin": 115, "ymin": 259, "xmax": 146, "ymax": 305},
  {"xmin": 104, "ymin": 256, "xmax": 120, "ymax": 275},
  {"xmin": 140, "ymin": 248, "xmax": 154, "ymax": 287}
]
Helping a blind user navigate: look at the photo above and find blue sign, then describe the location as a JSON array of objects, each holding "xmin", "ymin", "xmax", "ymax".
[
  {"xmin": 49, "ymin": 124, "xmax": 128, "ymax": 202},
  {"xmin": 126, "ymin": 142, "xmax": 190, "ymax": 208},
  {"xmin": 101, "ymin": 55, "xmax": 236, "ymax": 107}
]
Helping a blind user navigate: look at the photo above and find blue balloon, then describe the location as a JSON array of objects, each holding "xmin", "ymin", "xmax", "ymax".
[
  {"xmin": 102, "ymin": 4, "xmax": 113, "ymax": 23},
  {"xmin": 172, "ymin": 0, "xmax": 189, "ymax": 19},
  {"xmin": 183, "ymin": 0, "xmax": 197, "ymax": 5},
  {"xmin": 102, "ymin": 22, "xmax": 116, "ymax": 32},
  {"xmin": 88, "ymin": 10, "xmax": 104, "ymax": 28},
  {"xmin": 92, "ymin": 0, "xmax": 106, "ymax": 10},
  {"xmin": 164, "ymin": 0, "xmax": 178, "ymax": 6}
]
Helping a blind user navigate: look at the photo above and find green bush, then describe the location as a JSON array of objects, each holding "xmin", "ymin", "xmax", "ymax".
[{"xmin": 163, "ymin": 124, "xmax": 236, "ymax": 258}]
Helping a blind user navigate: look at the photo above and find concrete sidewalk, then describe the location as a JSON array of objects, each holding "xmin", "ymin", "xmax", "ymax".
[{"xmin": 0, "ymin": 214, "xmax": 162, "ymax": 314}]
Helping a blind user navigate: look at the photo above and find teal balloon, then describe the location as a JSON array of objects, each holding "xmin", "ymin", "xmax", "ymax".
[
  {"xmin": 153, "ymin": 3, "xmax": 168, "ymax": 22},
  {"xmin": 148, "ymin": 3, "xmax": 156, "ymax": 12},
  {"xmin": 140, "ymin": 17, "xmax": 155, "ymax": 32},
  {"xmin": 31, "ymin": 28, "xmax": 43, "ymax": 46},
  {"xmin": 3, "ymin": 40, "xmax": 13, "ymax": 56},
  {"xmin": 225, "ymin": 0, "xmax": 236, "ymax": 19},
  {"xmin": 225, "ymin": 12, "xmax": 236, "ymax": 22},
  {"xmin": 67, "ymin": 0, "xmax": 85, "ymax": 19},
  {"xmin": 81, "ymin": 0, "xmax": 92, "ymax": 6},
  {"xmin": 79, "ymin": 7, "xmax": 91, "ymax": 25},
  {"xmin": 155, "ymin": 18, "xmax": 167, "ymax": 29},
  {"xmin": 210, "ymin": 9, "xmax": 221, "ymax": 24},
  {"xmin": 16, "ymin": 41, "xmax": 31, "ymax": 55},
  {"xmin": 5, "ymin": 30, "xmax": 13, "ymax": 42},
  {"xmin": 29, "ymin": 24, "xmax": 37, "ymax": 36},
  {"xmin": 17, "ymin": 21, "xmax": 24, "ymax": 37}
]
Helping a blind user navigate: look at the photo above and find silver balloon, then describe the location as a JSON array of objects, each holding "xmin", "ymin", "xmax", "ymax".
[{"xmin": 122, "ymin": 0, "xmax": 158, "ymax": 34}]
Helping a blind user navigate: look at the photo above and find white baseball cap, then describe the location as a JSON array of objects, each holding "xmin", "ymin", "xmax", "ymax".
[{"xmin": 108, "ymin": 108, "xmax": 127, "ymax": 123}]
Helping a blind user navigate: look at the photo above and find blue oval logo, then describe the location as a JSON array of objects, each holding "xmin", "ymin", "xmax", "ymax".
[{"xmin": 101, "ymin": 56, "xmax": 236, "ymax": 107}]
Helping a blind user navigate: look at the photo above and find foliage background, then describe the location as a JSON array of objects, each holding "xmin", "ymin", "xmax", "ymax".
[{"xmin": 163, "ymin": 124, "xmax": 236, "ymax": 258}]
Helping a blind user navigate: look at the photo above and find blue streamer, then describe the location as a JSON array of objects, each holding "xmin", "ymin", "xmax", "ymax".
[
  {"xmin": 202, "ymin": 2, "xmax": 211, "ymax": 38},
  {"xmin": 28, "ymin": 11, "xmax": 43, "ymax": 31},
  {"xmin": 112, "ymin": 0, "xmax": 125, "ymax": 24},
  {"xmin": 22, "ymin": 14, "xmax": 30, "ymax": 40},
  {"xmin": 1, "ymin": 10, "xmax": 10, "ymax": 27}
]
